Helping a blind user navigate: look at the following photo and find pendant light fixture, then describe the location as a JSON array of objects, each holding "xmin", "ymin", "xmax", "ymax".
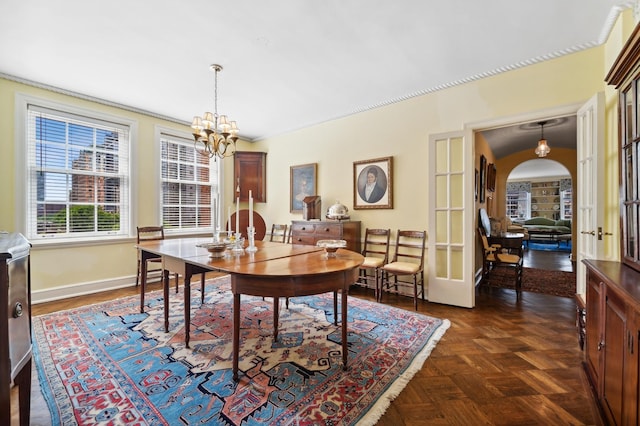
[
  {"xmin": 190, "ymin": 64, "xmax": 239, "ymax": 160},
  {"xmin": 534, "ymin": 121, "xmax": 551, "ymax": 157}
]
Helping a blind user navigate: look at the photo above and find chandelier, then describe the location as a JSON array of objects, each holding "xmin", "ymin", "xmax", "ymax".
[
  {"xmin": 534, "ymin": 121, "xmax": 551, "ymax": 157},
  {"xmin": 191, "ymin": 64, "xmax": 239, "ymax": 159}
]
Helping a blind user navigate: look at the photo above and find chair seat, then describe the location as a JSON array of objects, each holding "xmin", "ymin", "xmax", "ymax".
[
  {"xmin": 495, "ymin": 253, "xmax": 521, "ymax": 264},
  {"xmin": 362, "ymin": 257, "xmax": 385, "ymax": 268},
  {"xmin": 383, "ymin": 261, "xmax": 421, "ymax": 274}
]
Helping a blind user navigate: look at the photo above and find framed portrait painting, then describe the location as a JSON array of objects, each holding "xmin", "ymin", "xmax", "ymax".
[
  {"xmin": 290, "ymin": 163, "xmax": 317, "ymax": 212},
  {"xmin": 353, "ymin": 156, "xmax": 393, "ymax": 209}
]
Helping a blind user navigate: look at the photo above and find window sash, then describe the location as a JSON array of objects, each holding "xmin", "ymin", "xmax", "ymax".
[
  {"xmin": 26, "ymin": 105, "xmax": 130, "ymax": 240},
  {"xmin": 160, "ymin": 133, "xmax": 218, "ymax": 233}
]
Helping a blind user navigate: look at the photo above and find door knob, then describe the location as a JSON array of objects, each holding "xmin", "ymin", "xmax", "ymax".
[{"xmin": 581, "ymin": 230, "xmax": 595, "ymax": 235}]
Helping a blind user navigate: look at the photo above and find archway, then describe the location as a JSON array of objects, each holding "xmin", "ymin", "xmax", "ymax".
[{"xmin": 505, "ymin": 158, "xmax": 574, "ymax": 272}]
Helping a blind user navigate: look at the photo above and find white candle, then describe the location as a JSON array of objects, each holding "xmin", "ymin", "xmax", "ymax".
[
  {"xmin": 216, "ymin": 192, "xmax": 220, "ymax": 230},
  {"xmin": 235, "ymin": 197, "xmax": 240, "ymax": 234},
  {"xmin": 249, "ymin": 190, "xmax": 253, "ymax": 230},
  {"xmin": 228, "ymin": 206, "xmax": 231, "ymax": 234},
  {"xmin": 213, "ymin": 198, "xmax": 217, "ymax": 233}
]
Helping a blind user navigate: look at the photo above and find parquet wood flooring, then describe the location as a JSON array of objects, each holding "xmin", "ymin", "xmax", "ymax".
[{"xmin": 14, "ymin": 267, "xmax": 600, "ymax": 425}]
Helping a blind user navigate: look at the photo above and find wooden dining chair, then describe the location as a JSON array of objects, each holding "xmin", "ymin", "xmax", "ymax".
[
  {"xmin": 356, "ymin": 228, "xmax": 391, "ymax": 301},
  {"xmin": 269, "ymin": 224, "xmax": 288, "ymax": 243},
  {"xmin": 477, "ymin": 227, "xmax": 524, "ymax": 299},
  {"xmin": 137, "ymin": 226, "xmax": 209, "ymax": 304},
  {"xmin": 136, "ymin": 226, "xmax": 179, "ymax": 292},
  {"xmin": 380, "ymin": 230, "xmax": 427, "ymax": 310}
]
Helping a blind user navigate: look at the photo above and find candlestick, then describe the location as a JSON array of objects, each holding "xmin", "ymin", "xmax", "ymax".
[
  {"xmin": 249, "ymin": 190, "xmax": 253, "ymax": 230},
  {"xmin": 228, "ymin": 206, "xmax": 231, "ymax": 234},
  {"xmin": 235, "ymin": 197, "xmax": 240, "ymax": 234},
  {"xmin": 213, "ymin": 199, "xmax": 217, "ymax": 233}
]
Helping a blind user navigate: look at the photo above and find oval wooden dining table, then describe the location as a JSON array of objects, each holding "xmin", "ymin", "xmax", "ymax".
[{"xmin": 137, "ymin": 239, "xmax": 364, "ymax": 381}]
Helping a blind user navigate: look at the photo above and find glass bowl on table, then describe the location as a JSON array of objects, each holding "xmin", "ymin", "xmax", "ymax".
[
  {"xmin": 316, "ymin": 239, "xmax": 347, "ymax": 258},
  {"xmin": 196, "ymin": 241, "xmax": 228, "ymax": 258}
]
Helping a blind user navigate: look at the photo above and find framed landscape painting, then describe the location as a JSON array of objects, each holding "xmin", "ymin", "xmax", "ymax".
[
  {"xmin": 353, "ymin": 156, "xmax": 393, "ymax": 209},
  {"xmin": 290, "ymin": 163, "xmax": 317, "ymax": 212}
]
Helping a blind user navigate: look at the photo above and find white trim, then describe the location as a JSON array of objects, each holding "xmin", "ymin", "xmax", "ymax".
[
  {"xmin": 31, "ymin": 273, "xmax": 163, "ymax": 305},
  {"xmin": 14, "ymin": 92, "xmax": 138, "ymax": 239},
  {"xmin": 465, "ymin": 102, "xmax": 584, "ymax": 132}
]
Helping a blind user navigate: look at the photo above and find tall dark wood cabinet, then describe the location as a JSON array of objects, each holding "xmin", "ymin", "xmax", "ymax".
[
  {"xmin": 290, "ymin": 220, "xmax": 361, "ymax": 253},
  {"xmin": 584, "ymin": 260, "xmax": 640, "ymax": 426},
  {"xmin": 0, "ymin": 232, "xmax": 31, "ymax": 426},
  {"xmin": 580, "ymin": 21, "xmax": 640, "ymax": 426},
  {"xmin": 234, "ymin": 151, "xmax": 266, "ymax": 202}
]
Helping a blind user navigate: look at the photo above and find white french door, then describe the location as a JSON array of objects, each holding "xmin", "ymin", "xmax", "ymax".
[
  {"xmin": 427, "ymin": 131, "xmax": 475, "ymax": 307},
  {"xmin": 576, "ymin": 92, "xmax": 605, "ymax": 294}
]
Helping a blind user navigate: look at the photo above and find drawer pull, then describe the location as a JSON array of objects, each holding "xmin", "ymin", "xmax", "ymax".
[{"xmin": 14, "ymin": 302, "xmax": 23, "ymax": 318}]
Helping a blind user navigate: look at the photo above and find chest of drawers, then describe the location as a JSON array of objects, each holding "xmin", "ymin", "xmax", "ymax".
[{"xmin": 290, "ymin": 220, "xmax": 361, "ymax": 253}]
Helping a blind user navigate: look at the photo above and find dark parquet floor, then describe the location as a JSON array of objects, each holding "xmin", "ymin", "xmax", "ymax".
[{"xmin": 14, "ymin": 250, "xmax": 597, "ymax": 425}]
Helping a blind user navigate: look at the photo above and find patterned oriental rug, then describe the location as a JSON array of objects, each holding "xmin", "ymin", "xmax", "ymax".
[
  {"xmin": 33, "ymin": 276, "xmax": 449, "ymax": 425},
  {"xmin": 483, "ymin": 267, "xmax": 576, "ymax": 298}
]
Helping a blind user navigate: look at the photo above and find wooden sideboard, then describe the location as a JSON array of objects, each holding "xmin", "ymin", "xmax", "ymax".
[
  {"xmin": 0, "ymin": 233, "xmax": 31, "ymax": 426},
  {"xmin": 583, "ymin": 260, "xmax": 640, "ymax": 425},
  {"xmin": 290, "ymin": 220, "xmax": 361, "ymax": 253}
]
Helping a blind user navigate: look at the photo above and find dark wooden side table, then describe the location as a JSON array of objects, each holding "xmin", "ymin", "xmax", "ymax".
[{"xmin": 488, "ymin": 232, "xmax": 524, "ymax": 254}]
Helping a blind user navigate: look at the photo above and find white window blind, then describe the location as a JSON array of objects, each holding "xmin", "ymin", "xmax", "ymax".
[
  {"xmin": 26, "ymin": 105, "xmax": 130, "ymax": 240},
  {"xmin": 160, "ymin": 133, "xmax": 218, "ymax": 232}
]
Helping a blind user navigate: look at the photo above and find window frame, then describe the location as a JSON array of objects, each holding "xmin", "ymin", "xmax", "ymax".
[
  {"xmin": 505, "ymin": 189, "xmax": 530, "ymax": 221},
  {"xmin": 15, "ymin": 93, "xmax": 136, "ymax": 245},
  {"xmin": 157, "ymin": 127, "xmax": 221, "ymax": 235}
]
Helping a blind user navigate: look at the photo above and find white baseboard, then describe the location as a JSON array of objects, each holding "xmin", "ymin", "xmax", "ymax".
[{"xmin": 31, "ymin": 272, "xmax": 163, "ymax": 305}]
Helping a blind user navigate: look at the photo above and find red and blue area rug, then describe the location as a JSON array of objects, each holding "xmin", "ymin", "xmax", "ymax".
[{"xmin": 33, "ymin": 276, "xmax": 449, "ymax": 425}]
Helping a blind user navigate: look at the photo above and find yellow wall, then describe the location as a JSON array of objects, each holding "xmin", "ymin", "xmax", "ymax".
[
  {"xmin": 0, "ymin": 10, "xmax": 634, "ymax": 301},
  {"xmin": 252, "ymin": 48, "xmax": 608, "ymax": 231}
]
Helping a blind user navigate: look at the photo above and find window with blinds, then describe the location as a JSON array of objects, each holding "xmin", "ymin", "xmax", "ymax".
[
  {"xmin": 160, "ymin": 133, "xmax": 218, "ymax": 232},
  {"xmin": 26, "ymin": 105, "xmax": 130, "ymax": 240}
]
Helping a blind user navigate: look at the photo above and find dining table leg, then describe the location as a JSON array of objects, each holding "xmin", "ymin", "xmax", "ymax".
[
  {"xmin": 233, "ymin": 293, "xmax": 240, "ymax": 381},
  {"xmin": 183, "ymin": 270, "xmax": 192, "ymax": 348},
  {"xmin": 273, "ymin": 297, "xmax": 279, "ymax": 340},
  {"xmin": 341, "ymin": 286, "xmax": 348, "ymax": 370},
  {"xmin": 139, "ymin": 249, "xmax": 148, "ymax": 313},
  {"xmin": 163, "ymin": 269, "xmax": 169, "ymax": 332}
]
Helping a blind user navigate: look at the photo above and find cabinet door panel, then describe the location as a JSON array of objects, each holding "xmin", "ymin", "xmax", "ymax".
[
  {"xmin": 585, "ymin": 275, "xmax": 602, "ymax": 392},
  {"xmin": 624, "ymin": 310, "xmax": 640, "ymax": 425},
  {"xmin": 234, "ymin": 152, "xmax": 266, "ymax": 202},
  {"xmin": 603, "ymin": 290, "xmax": 626, "ymax": 425}
]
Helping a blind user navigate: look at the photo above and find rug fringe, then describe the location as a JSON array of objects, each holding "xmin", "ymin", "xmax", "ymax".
[{"xmin": 356, "ymin": 318, "xmax": 451, "ymax": 426}]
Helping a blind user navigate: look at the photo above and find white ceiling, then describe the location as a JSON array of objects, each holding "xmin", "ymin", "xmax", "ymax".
[
  {"xmin": 508, "ymin": 159, "xmax": 571, "ymax": 181},
  {"xmin": 0, "ymin": 1, "xmax": 632, "ymax": 144}
]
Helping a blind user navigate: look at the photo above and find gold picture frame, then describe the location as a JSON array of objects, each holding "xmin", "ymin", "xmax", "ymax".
[{"xmin": 353, "ymin": 156, "xmax": 393, "ymax": 209}]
